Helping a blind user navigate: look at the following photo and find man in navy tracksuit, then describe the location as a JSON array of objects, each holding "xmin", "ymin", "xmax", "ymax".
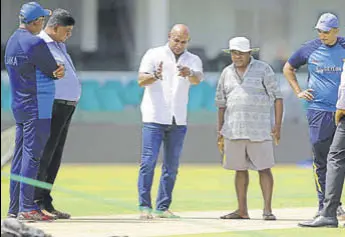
[
  {"xmin": 283, "ymin": 13, "xmax": 345, "ymax": 219},
  {"xmin": 5, "ymin": 2, "xmax": 64, "ymax": 221}
]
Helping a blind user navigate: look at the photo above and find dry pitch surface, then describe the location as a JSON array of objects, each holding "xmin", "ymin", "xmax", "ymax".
[{"xmin": 22, "ymin": 207, "xmax": 344, "ymax": 237}]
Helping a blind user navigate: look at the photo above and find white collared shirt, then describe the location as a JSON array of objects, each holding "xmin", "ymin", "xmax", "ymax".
[
  {"xmin": 139, "ymin": 44, "xmax": 203, "ymax": 125},
  {"xmin": 38, "ymin": 31, "xmax": 81, "ymax": 102}
]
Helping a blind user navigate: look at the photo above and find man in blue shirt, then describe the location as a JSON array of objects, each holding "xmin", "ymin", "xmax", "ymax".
[
  {"xmin": 283, "ymin": 13, "xmax": 345, "ymax": 220},
  {"xmin": 34, "ymin": 9, "xmax": 80, "ymax": 220},
  {"xmin": 5, "ymin": 2, "xmax": 65, "ymax": 221}
]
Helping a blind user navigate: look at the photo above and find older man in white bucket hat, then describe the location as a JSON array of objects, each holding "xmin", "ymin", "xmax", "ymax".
[{"xmin": 215, "ymin": 37, "xmax": 284, "ymax": 220}]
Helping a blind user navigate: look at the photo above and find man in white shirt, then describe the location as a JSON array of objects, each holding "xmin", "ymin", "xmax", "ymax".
[{"xmin": 137, "ymin": 24, "xmax": 203, "ymax": 219}]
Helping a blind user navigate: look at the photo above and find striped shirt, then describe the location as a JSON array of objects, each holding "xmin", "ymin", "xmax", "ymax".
[
  {"xmin": 215, "ymin": 57, "xmax": 283, "ymax": 141},
  {"xmin": 337, "ymin": 62, "xmax": 345, "ymax": 110}
]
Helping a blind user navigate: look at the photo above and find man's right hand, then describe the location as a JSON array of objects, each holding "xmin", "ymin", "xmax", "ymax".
[
  {"xmin": 271, "ymin": 124, "xmax": 281, "ymax": 146},
  {"xmin": 297, "ymin": 89, "xmax": 314, "ymax": 101},
  {"xmin": 53, "ymin": 64, "xmax": 65, "ymax": 79}
]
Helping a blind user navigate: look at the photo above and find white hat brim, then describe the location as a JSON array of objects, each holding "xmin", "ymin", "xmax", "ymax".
[{"xmin": 222, "ymin": 48, "xmax": 260, "ymax": 54}]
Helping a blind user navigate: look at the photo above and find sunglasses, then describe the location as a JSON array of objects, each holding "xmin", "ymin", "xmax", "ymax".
[{"xmin": 317, "ymin": 29, "xmax": 331, "ymax": 34}]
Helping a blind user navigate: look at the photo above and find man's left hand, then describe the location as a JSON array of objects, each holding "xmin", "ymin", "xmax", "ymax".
[
  {"xmin": 177, "ymin": 65, "xmax": 192, "ymax": 77},
  {"xmin": 335, "ymin": 109, "xmax": 345, "ymax": 125},
  {"xmin": 271, "ymin": 124, "xmax": 281, "ymax": 146}
]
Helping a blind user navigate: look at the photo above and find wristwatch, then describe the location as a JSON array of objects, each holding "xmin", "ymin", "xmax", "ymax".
[{"xmin": 153, "ymin": 71, "xmax": 161, "ymax": 80}]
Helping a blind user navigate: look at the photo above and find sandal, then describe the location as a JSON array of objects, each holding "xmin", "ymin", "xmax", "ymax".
[
  {"xmin": 140, "ymin": 211, "xmax": 153, "ymax": 220},
  {"xmin": 154, "ymin": 210, "xmax": 180, "ymax": 219},
  {"xmin": 263, "ymin": 213, "xmax": 276, "ymax": 221},
  {"xmin": 220, "ymin": 211, "xmax": 250, "ymax": 219}
]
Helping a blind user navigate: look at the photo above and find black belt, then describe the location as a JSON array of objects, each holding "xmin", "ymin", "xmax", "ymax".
[{"xmin": 54, "ymin": 99, "xmax": 77, "ymax": 106}]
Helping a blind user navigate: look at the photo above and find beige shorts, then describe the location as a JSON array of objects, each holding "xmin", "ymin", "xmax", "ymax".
[{"xmin": 222, "ymin": 139, "xmax": 275, "ymax": 171}]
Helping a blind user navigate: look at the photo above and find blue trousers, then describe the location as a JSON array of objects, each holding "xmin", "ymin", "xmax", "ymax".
[
  {"xmin": 138, "ymin": 122, "xmax": 187, "ymax": 211},
  {"xmin": 8, "ymin": 119, "xmax": 51, "ymax": 214},
  {"xmin": 306, "ymin": 109, "xmax": 336, "ymax": 211}
]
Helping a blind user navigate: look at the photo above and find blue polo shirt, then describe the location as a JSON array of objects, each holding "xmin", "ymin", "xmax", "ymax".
[
  {"xmin": 5, "ymin": 28, "xmax": 58, "ymax": 122},
  {"xmin": 288, "ymin": 37, "xmax": 345, "ymax": 112}
]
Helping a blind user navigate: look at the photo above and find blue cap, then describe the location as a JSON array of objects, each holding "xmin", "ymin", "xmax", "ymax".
[
  {"xmin": 315, "ymin": 13, "xmax": 339, "ymax": 31},
  {"xmin": 20, "ymin": 2, "xmax": 51, "ymax": 23}
]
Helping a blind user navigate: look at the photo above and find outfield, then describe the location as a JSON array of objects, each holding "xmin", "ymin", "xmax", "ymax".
[{"xmin": 1, "ymin": 164, "xmax": 344, "ymax": 236}]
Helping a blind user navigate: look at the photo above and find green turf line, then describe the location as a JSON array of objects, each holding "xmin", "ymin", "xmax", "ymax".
[{"xmin": 1, "ymin": 171, "xmax": 135, "ymax": 211}]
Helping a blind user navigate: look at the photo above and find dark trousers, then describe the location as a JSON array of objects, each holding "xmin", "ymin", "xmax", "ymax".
[
  {"xmin": 9, "ymin": 119, "xmax": 51, "ymax": 214},
  {"xmin": 306, "ymin": 109, "xmax": 337, "ymax": 211},
  {"xmin": 34, "ymin": 100, "xmax": 76, "ymax": 211},
  {"xmin": 321, "ymin": 117, "xmax": 345, "ymax": 217},
  {"xmin": 138, "ymin": 121, "xmax": 187, "ymax": 211}
]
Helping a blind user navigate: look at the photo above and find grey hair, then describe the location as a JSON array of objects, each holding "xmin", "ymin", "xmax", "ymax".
[
  {"xmin": 46, "ymin": 8, "xmax": 75, "ymax": 27},
  {"xmin": 18, "ymin": 14, "xmax": 36, "ymax": 25}
]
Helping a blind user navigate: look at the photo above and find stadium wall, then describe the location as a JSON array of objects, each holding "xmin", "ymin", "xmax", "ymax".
[{"xmin": 1, "ymin": 71, "xmax": 312, "ymax": 164}]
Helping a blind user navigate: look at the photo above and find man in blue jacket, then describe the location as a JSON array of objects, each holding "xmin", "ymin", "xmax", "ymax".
[{"xmin": 5, "ymin": 2, "xmax": 64, "ymax": 221}]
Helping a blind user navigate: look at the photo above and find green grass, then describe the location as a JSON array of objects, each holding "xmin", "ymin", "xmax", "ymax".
[
  {"xmin": 165, "ymin": 228, "xmax": 344, "ymax": 237},
  {"xmin": 1, "ymin": 164, "xmax": 329, "ymax": 217},
  {"xmin": 2, "ymin": 164, "xmax": 344, "ymax": 236}
]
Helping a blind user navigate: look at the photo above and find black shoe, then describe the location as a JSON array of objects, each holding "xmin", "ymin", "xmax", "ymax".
[
  {"xmin": 7, "ymin": 213, "xmax": 17, "ymax": 218},
  {"xmin": 49, "ymin": 209, "xmax": 71, "ymax": 219},
  {"xmin": 298, "ymin": 216, "xmax": 338, "ymax": 228}
]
